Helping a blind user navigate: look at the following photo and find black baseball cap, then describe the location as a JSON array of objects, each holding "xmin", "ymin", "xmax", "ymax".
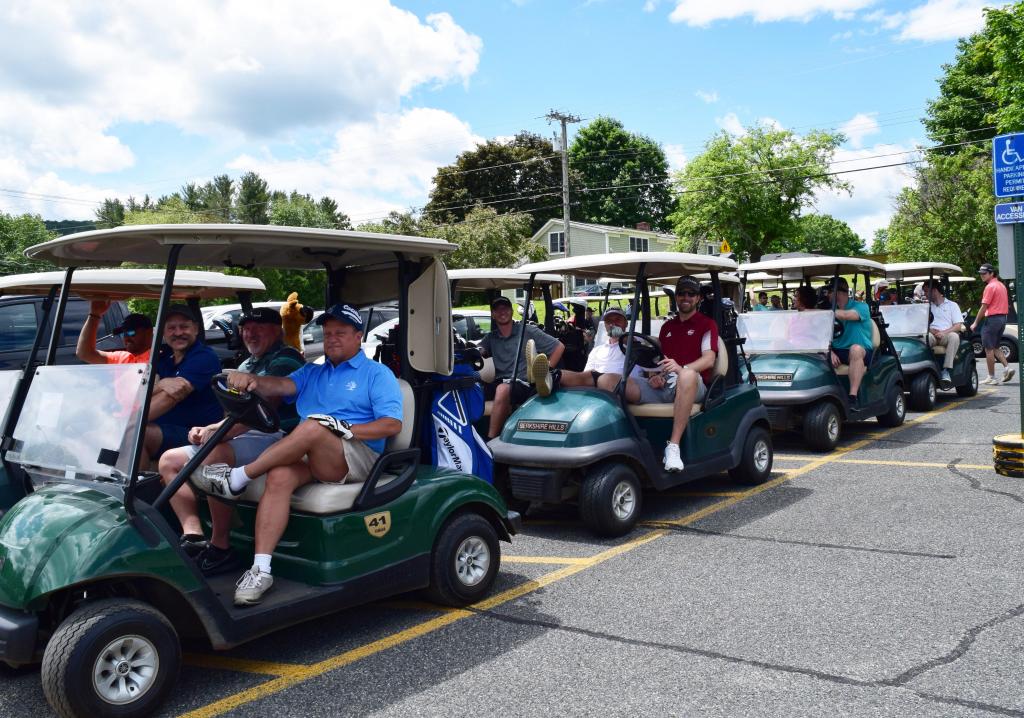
[
  {"xmin": 112, "ymin": 313, "xmax": 152, "ymax": 335},
  {"xmin": 315, "ymin": 303, "xmax": 364, "ymax": 330},
  {"xmin": 979, "ymin": 262, "xmax": 996, "ymax": 274},
  {"xmin": 164, "ymin": 304, "xmax": 198, "ymax": 323},
  {"xmin": 239, "ymin": 307, "xmax": 282, "ymax": 326},
  {"xmin": 490, "ymin": 296, "xmax": 513, "ymax": 310},
  {"xmin": 675, "ymin": 276, "xmax": 701, "ymax": 294}
]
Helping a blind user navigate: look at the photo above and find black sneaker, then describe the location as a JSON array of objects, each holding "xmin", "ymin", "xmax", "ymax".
[
  {"xmin": 939, "ymin": 369, "xmax": 953, "ymax": 390},
  {"xmin": 848, "ymin": 395, "xmax": 860, "ymax": 411},
  {"xmin": 179, "ymin": 534, "xmax": 208, "ymax": 558},
  {"xmin": 196, "ymin": 544, "xmax": 243, "ymax": 577}
]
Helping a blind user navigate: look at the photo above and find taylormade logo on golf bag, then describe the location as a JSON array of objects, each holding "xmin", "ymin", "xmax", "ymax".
[{"xmin": 435, "ymin": 424, "xmax": 465, "ymax": 472}]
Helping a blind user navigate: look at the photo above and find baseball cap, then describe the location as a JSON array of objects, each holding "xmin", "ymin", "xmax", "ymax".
[
  {"xmin": 874, "ymin": 279, "xmax": 889, "ymax": 289},
  {"xmin": 490, "ymin": 296, "xmax": 513, "ymax": 310},
  {"xmin": 833, "ymin": 277, "xmax": 850, "ymax": 292},
  {"xmin": 979, "ymin": 262, "xmax": 995, "ymax": 274},
  {"xmin": 164, "ymin": 304, "xmax": 198, "ymax": 323},
  {"xmin": 112, "ymin": 313, "xmax": 152, "ymax": 335},
  {"xmin": 675, "ymin": 276, "xmax": 701, "ymax": 294},
  {"xmin": 602, "ymin": 307, "xmax": 626, "ymax": 320},
  {"xmin": 239, "ymin": 307, "xmax": 282, "ymax": 326},
  {"xmin": 315, "ymin": 303, "xmax": 364, "ymax": 331}
]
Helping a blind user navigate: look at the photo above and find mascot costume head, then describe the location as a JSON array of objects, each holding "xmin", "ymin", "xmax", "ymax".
[{"xmin": 280, "ymin": 292, "xmax": 314, "ymax": 353}]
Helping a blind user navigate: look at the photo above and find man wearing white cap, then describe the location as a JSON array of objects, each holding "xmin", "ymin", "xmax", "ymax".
[{"xmin": 533, "ymin": 307, "xmax": 639, "ymax": 392}]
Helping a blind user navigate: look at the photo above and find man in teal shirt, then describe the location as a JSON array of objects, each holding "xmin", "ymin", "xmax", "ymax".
[{"xmin": 829, "ymin": 278, "xmax": 873, "ymax": 409}]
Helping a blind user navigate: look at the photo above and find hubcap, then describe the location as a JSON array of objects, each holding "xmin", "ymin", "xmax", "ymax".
[
  {"xmin": 92, "ymin": 635, "xmax": 159, "ymax": 705},
  {"xmin": 753, "ymin": 439, "xmax": 771, "ymax": 473},
  {"xmin": 896, "ymin": 393, "xmax": 905, "ymax": 417},
  {"xmin": 928, "ymin": 379, "xmax": 936, "ymax": 401},
  {"xmin": 611, "ymin": 481, "xmax": 636, "ymax": 521},
  {"xmin": 972, "ymin": 369, "xmax": 978, "ymax": 389},
  {"xmin": 1001, "ymin": 345, "xmax": 1012, "ymax": 360},
  {"xmin": 827, "ymin": 414, "xmax": 840, "ymax": 441},
  {"xmin": 454, "ymin": 536, "xmax": 491, "ymax": 587}
]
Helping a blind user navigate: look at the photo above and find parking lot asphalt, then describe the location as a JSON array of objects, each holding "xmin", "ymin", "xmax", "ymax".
[{"xmin": 3, "ymin": 381, "xmax": 1024, "ymax": 717}]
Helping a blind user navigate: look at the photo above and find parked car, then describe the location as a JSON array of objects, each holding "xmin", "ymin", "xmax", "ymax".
[{"xmin": 303, "ymin": 304, "xmax": 400, "ymax": 360}]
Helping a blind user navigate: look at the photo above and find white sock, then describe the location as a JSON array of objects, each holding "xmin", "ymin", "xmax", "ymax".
[
  {"xmin": 229, "ymin": 466, "xmax": 251, "ymax": 493},
  {"xmin": 253, "ymin": 554, "xmax": 271, "ymax": 575}
]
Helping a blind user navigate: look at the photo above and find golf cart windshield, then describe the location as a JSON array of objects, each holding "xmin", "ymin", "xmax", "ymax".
[
  {"xmin": 0, "ymin": 370, "xmax": 21, "ymax": 428},
  {"xmin": 879, "ymin": 303, "xmax": 929, "ymax": 338},
  {"xmin": 6, "ymin": 364, "xmax": 149, "ymax": 481},
  {"xmin": 737, "ymin": 310, "xmax": 834, "ymax": 354}
]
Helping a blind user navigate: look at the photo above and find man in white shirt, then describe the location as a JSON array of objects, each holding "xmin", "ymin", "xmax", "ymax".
[
  {"xmin": 542, "ymin": 308, "xmax": 638, "ymax": 392},
  {"xmin": 926, "ymin": 281, "xmax": 964, "ymax": 389}
]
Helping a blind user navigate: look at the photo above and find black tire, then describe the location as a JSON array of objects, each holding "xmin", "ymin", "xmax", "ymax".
[
  {"xmin": 802, "ymin": 401, "xmax": 841, "ymax": 451},
  {"xmin": 971, "ymin": 338, "xmax": 984, "ymax": 359},
  {"xmin": 999, "ymin": 338, "xmax": 1018, "ymax": 363},
  {"xmin": 877, "ymin": 385, "xmax": 906, "ymax": 427},
  {"xmin": 956, "ymin": 362, "xmax": 979, "ymax": 397},
  {"xmin": 728, "ymin": 425, "xmax": 773, "ymax": 485},
  {"xmin": 909, "ymin": 372, "xmax": 936, "ymax": 411},
  {"xmin": 426, "ymin": 512, "xmax": 500, "ymax": 607},
  {"xmin": 41, "ymin": 599, "xmax": 180, "ymax": 718},
  {"xmin": 579, "ymin": 462, "xmax": 642, "ymax": 537}
]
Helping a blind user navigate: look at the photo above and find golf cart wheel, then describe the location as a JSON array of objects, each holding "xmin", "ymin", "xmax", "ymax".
[
  {"xmin": 971, "ymin": 339, "xmax": 984, "ymax": 359},
  {"xmin": 729, "ymin": 426, "xmax": 773, "ymax": 485},
  {"xmin": 956, "ymin": 363, "xmax": 979, "ymax": 397},
  {"xmin": 579, "ymin": 462, "xmax": 642, "ymax": 537},
  {"xmin": 802, "ymin": 402, "xmax": 841, "ymax": 451},
  {"xmin": 909, "ymin": 372, "xmax": 936, "ymax": 411},
  {"xmin": 999, "ymin": 338, "xmax": 1018, "ymax": 362},
  {"xmin": 426, "ymin": 512, "xmax": 500, "ymax": 607},
  {"xmin": 42, "ymin": 599, "xmax": 180, "ymax": 718},
  {"xmin": 877, "ymin": 385, "xmax": 906, "ymax": 427}
]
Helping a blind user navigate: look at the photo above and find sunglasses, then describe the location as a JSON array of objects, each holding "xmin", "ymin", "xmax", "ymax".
[
  {"xmin": 678, "ymin": 290, "xmax": 700, "ymax": 298},
  {"xmin": 121, "ymin": 329, "xmax": 140, "ymax": 337}
]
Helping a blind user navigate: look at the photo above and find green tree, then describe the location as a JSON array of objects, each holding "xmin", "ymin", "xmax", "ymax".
[
  {"xmin": 0, "ymin": 212, "xmax": 55, "ymax": 275},
  {"xmin": 670, "ymin": 126, "xmax": 849, "ymax": 261},
  {"xmin": 569, "ymin": 117, "xmax": 674, "ymax": 230},
  {"xmin": 923, "ymin": 32, "xmax": 997, "ymax": 151},
  {"xmin": 124, "ymin": 195, "xmax": 211, "ymax": 224},
  {"xmin": 236, "ymin": 171, "xmax": 270, "ymax": 224},
  {"xmin": 317, "ymin": 197, "xmax": 352, "ymax": 230},
  {"xmin": 424, "ymin": 132, "xmax": 565, "ymax": 234},
  {"xmin": 356, "ymin": 210, "xmax": 427, "ymax": 236},
  {"xmin": 269, "ymin": 192, "xmax": 336, "ymax": 229},
  {"xmin": 871, "ymin": 228, "xmax": 888, "ymax": 255},
  {"xmin": 95, "ymin": 198, "xmax": 125, "ymax": 229},
  {"xmin": 180, "ymin": 182, "xmax": 205, "ymax": 211},
  {"xmin": 791, "ymin": 214, "xmax": 864, "ymax": 256},
  {"xmin": 431, "ymin": 207, "xmax": 545, "ymax": 269},
  {"xmin": 203, "ymin": 174, "xmax": 235, "ymax": 222},
  {"xmin": 987, "ymin": 3, "xmax": 1024, "ymax": 132}
]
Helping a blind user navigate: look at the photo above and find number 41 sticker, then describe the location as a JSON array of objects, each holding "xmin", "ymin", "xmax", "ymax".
[{"xmin": 364, "ymin": 511, "xmax": 391, "ymax": 538}]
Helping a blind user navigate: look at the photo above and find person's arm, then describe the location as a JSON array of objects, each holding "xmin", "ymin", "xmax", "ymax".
[
  {"xmin": 351, "ymin": 417, "xmax": 403, "ymax": 442},
  {"xmin": 834, "ymin": 308, "xmax": 861, "ymax": 321},
  {"xmin": 226, "ymin": 372, "xmax": 298, "ymax": 397},
  {"xmin": 76, "ymin": 300, "xmax": 112, "ymax": 365},
  {"xmin": 548, "ymin": 340, "xmax": 565, "ymax": 368},
  {"xmin": 148, "ymin": 386, "xmax": 187, "ymax": 420},
  {"xmin": 971, "ymin": 303, "xmax": 989, "ymax": 331}
]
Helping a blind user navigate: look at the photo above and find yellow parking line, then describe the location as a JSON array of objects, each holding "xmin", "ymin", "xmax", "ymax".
[
  {"xmin": 180, "ymin": 388, "xmax": 995, "ymax": 717},
  {"xmin": 660, "ymin": 490, "xmax": 747, "ymax": 498},
  {"xmin": 183, "ymin": 654, "xmax": 306, "ymax": 677},
  {"xmin": 502, "ymin": 555, "xmax": 592, "ymax": 565},
  {"xmin": 832, "ymin": 458, "xmax": 994, "ymax": 471},
  {"xmin": 774, "ymin": 455, "xmax": 817, "ymax": 462}
]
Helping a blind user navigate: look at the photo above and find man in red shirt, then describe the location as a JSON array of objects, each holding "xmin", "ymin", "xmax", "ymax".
[
  {"xmin": 624, "ymin": 275, "xmax": 718, "ymax": 472},
  {"xmin": 970, "ymin": 262, "xmax": 1015, "ymax": 384}
]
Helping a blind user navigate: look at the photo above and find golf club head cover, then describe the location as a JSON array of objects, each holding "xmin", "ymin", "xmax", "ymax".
[{"xmin": 308, "ymin": 413, "xmax": 354, "ymax": 440}]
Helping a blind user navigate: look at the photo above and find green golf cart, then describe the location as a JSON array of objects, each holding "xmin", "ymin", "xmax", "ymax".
[
  {"xmin": 0, "ymin": 225, "xmax": 517, "ymax": 718},
  {"xmin": 737, "ymin": 256, "xmax": 906, "ymax": 451},
  {"xmin": 489, "ymin": 252, "xmax": 773, "ymax": 537},
  {"xmin": 880, "ymin": 263, "xmax": 978, "ymax": 409},
  {"xmin": 0, "ymin": 268, "xmax": 266, "ymax": 515}
]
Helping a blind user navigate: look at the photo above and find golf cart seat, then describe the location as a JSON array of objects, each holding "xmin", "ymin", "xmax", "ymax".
[
  {"xmin": 627, "ymin": 341, "xmax": 729, "ymax": 418},
  {"xmin": 236, "ymin": 378, "xmax": 415, "ymax": 514},
  {"xmin": 834, "ymin": 321, "xmax": 881, "ymax": 376}
]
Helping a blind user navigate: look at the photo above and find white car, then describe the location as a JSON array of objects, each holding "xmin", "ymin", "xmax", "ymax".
[
  {"xmin": 314, "ymin": 309, "xmax": 492, "ymax": 363},
  {"xmin": 200, "ymin": 301, "xmax": 285, "ymax": 329}
]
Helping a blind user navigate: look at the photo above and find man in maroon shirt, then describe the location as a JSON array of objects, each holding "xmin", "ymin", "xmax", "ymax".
[{"xmin": 623, "ymin": 275, "xmax": 718, "ymax": 472}]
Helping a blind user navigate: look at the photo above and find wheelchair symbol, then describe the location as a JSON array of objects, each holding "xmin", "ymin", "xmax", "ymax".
[{"xmin": 1002, "ymin": 138, "xmax": 1024, "ymax": 165}]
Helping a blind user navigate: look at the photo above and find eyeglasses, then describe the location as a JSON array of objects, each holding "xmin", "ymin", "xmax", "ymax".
[
  {"xmin": 678, "ymin": 290, "xmax": 700, "ymax": 298},
  {"xmin": 122, "ymin": 329, "xmax": 139, "ymax": 337}
]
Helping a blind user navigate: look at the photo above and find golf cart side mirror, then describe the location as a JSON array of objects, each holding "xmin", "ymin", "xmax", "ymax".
[{"xmin": 352, "ymin": 448, "xmax": 421, "ymax": 512}]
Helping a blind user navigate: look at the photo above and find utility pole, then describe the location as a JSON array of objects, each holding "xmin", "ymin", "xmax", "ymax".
[{"xmin": 546, "ymin": 110, "xmax": 581, "ymax": 259}]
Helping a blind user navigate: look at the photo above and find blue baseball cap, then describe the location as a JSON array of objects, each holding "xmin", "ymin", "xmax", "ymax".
[{"xmin": 315, "ymin": 303, "xmax": 364, "ymax": 331}]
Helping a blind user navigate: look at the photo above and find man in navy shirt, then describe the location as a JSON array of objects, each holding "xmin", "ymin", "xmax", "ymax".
[
  {"xmin": 191, "ymin": 303, "xmax": 403, "ymax": 606},
  {"xmin": 143, "ymin": 304, "xmax": 222, "ymax": 467}
]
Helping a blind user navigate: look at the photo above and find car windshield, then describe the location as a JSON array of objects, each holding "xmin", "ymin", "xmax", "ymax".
[
  {"xmin": 879, "ymin": 303, "xmax": 929, "ymax": 338},
  {"xmin": 6, "ymin": 364, "xmax": 149, "ymax": 481},
  {"xmin": 738, "ymin": 310, "xmax": 834, "ymax": 353}
]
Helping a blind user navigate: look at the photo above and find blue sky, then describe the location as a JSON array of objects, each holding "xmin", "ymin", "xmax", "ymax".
[{"xmin": 0, "ymin": 0, "xmax": 1005, "ymax": 242}]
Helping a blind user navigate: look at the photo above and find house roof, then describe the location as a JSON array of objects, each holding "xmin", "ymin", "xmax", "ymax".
[{"xmin": 531, "ymin": 218, "xmax": 677, "ymax": 242}]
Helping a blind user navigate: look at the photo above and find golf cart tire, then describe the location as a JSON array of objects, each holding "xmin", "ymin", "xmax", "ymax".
[
  {"xmin": 999, "ymin": 338, "xmax": 1017, "ymax": 363},
  {"xmin": 426, "ymin": 512, "xmax": 500, "ymax": 607},
  {"xmin": 42, "ymin": 599, "xmax": 180, "ymax": 718},
  {"xmin": 877, "ymin": 385, "xmax": 906, "ymax": 427},
  {"xmin": 729, "ymin": 425, "xmax": 774, "ymax": 485},
  {"xmin": 972, "ymin": 339, "xmax": 984, "ymax": 359},
  {"xmin": 909, "ymin": 371, "xmax": 936, "ymax": 411},
  {"xmin": 579, "ymin": 462, "xmax": 642, "ymax": 537},
  {"xmin": 957, "ymin": 363, "xmax": 979, "ymax": 397},
  {"xmin": 803, "ymin": 401, "xmax": 841, "ymax": 451}
]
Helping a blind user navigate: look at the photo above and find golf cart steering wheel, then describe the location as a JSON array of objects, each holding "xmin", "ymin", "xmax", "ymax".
[
  {"xmin": 833, "ymin": 319, "xmax": 845, "ymax": 340},
  {"xmin": 211, "ymin": 373, "xmax": 280, "ymax": 433},
  {"xmin": 619, "ymin": 332, "xmax": 663, "ymax": 370}
]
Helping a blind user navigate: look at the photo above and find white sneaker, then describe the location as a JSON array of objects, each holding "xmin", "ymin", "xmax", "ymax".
[
  {"xmin": 983, "ymin": 376, "xmax": 998, "ymax": 385},
  {"xmin": 532, "ymin": 353, "xmax": 552, "ymax": 396},
  {"xmin": 1002, "ymin": 367, "xmax": 1016, "ymax": 383},
  {"xmin": 234, "ymin": 567, "xmax": 274, "ymax": 606},
  {"xmin": 524, "ymin": 339, "xmax": 537, "ymax": 384},
  {"xmin": 664, "ymin": 443, "xmax": 684, "ymax": 472},
  {"xmin": 189, "ymin": 463, "xmax": 243, "ymax": 500}
]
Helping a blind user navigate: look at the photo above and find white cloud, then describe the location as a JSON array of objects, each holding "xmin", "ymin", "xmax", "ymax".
[
  {"xmin": 0, "ymin": 157, "xmax": 119, "ymax": 219},
  {"xmin": 894, "ymin": 0, "xmax": 995, "ymax": 41},
  {"xmin": 716, "ymin": 112, "xmax": 746, "ymax": 136},
  {"xmin": 227, "ymin": 108, "xmax": 483, "ymax": 222},
  {"xmin": 664, "ymin": 143, "xmax": 688, "ymax": 172},
  {"xmin": 643, "ymin": 0, "xmax": 662, "ymax": 11},
  {"xmin": 830, "ymin": 30, "xmax": 855, "ymax": 40},
  {"xmin": 695, "ymin": 89, "xmax": 720, "ymax": 104},
  {"xmin": 668, "ymin": 0, "xmax": 876, "ymax": 26},
  {"xmin": 839, "ymin": 112, "xmax": 881, "ymax": 149}
]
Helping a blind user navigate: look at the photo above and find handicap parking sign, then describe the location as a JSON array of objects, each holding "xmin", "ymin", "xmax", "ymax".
[
  {"xmin": 995, "ymin": 202, "xmax": 1024, "ymax": 225},
  {"xmin": 993, "ymin": 133, "xmax": 1024, "ymax": 197}
]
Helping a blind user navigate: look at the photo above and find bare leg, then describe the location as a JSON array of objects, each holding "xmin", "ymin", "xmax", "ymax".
[
  {"xmin": 596, "ymin": 373, "xmax": 622, "ymax": 393},
  {"xmin": 558, "ymin": 370, "xmax": 594, "ymax": 388},
  {"xmin": 242, "ymin": 419, "xmax": 345, "ymax": 479},
  {"xmin": 847, "ymin": 344, "xmax": 867, "ymax": 396},
  {"xmin": 159, "ymin": 443, "xmax": 237, "ymax": 538},
  {"xmin": 669, "ymin": 369, "xmax": 699, "ymax": 444},
  {"xmin": 142, "ymin": 424, "xmax": 163, "ymax": 470},
  {"xmin": 488, "ymin": 383, "xmax": 512, "ymax": 439},
  {"xmin": 623, "ymin": 377, "xmax": 643, "ymax": 404},
  {"xmin": 986, "ymin": 348, "xmax": 996, "ymax": 376}
]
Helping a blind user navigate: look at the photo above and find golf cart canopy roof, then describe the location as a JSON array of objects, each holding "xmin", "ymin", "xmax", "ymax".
[
  {"xmin": 25, "ymin": 224, "xmax": 454, "ymax": 270},
  {"xmin": 518, "ymin": 252, "xmax": 737, "ymax": 280},
  {"xmin": 447, "ymin": 268, "xmax": 563, "ymax": 290},
  {"xmin": 738, "ymin": 256, "xmax": 885, "ymax": 278},
  {"xmin": 901, "ymin": 275, "xmax": 975, "ymax": 283},
  {"xmin": 0, "ymin": 269, "xmax": 265, "ymax": 300},
  {"xmin": 884, "ymin": 262, "xmax": 963, "ymax": 280}
]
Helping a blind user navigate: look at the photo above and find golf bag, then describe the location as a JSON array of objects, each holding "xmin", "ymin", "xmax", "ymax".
[{"xmin": 424, "ymin": 345, "xmax": 494, "ymax": 483}]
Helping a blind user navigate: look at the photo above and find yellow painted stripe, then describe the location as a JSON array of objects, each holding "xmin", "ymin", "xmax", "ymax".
[
  {"xmin": 832, "ymin": 458, "xmax": 994, "ymax": 471},
  {"xmin": 183, "ymin": 654, "xmax": 306, "ymax": 677},
  {"xmin": 659, "ymin": 491, "xmax": 747, "ymax": 498},
  {"xmin": 501, "ymin": 555, "xmax": 592, "ymax": 565},
  {"xmin": 773, "ymin": 455, "xmax": 818, "ymax": 462},
  {"xmin": 179, "ymin": 388, "xmax": 995, "ymax": 718}
]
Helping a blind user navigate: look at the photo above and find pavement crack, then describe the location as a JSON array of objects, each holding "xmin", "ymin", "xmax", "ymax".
[
  {"xmin": 644, "ymin": 523, "xmax": 956, "ymax": 559},
  {"xmin": 947, "ymin": 458, "xmax": 1024, "ymax": 505}
]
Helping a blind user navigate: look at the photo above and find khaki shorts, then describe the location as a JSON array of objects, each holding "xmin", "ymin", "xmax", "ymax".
[{"xmin": 340, "ymin": 438, "xmax": 380, "ymax": 483}]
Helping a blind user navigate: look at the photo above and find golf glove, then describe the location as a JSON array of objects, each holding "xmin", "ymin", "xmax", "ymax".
[{"xmin": 309, "ymin": 414, "xmax": 354, "ymax": 440}]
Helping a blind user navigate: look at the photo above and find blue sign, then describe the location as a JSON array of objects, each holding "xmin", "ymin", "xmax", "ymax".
[
  {"xmin": 995, "ymin": 202, "xmax": 1024, "ymax": 225},
  {"xmin": 994, "ymin": 133, "xmax": 1024, "ymax": 197}
]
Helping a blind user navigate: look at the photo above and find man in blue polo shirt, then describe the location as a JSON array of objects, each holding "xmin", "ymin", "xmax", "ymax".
[
  {"xmin": 829, "ymin": 277, "xmax": 873, "ymax": 409},
  {"xmin": 190, "ymin": 303, "xmax": 403, "ymax": 606}
]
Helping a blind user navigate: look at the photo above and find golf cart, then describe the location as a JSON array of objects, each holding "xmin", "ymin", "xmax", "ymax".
[
  {"xmin": 0, "ymin": 268, "xmax": 266, "ymax": 515},
  {"xmin": 737, "ymin": 256, "xmax": 906, "ymax": 451},
  {"xmin": 489, "ymin": 252, "xmax": 773, "ymax": 537},
  {"xmin": 0, "ymin": 225, "xmax": 518, "ymax": 718},
  {"xmin": 880, "ymin": 263, "xmax": 978, "ymax": 409}
]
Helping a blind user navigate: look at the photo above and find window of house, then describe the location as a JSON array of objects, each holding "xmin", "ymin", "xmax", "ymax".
[
  {"xmin": 629, "ymin": 236, "xmax": 649, "ymax": 252},
  {"xmin": 706, "ymin": 244, "xmax": 717, "ymax": 255},
  {"xmin": 548, "ymin": 231, "xmax": 565, "ymax": 253}
]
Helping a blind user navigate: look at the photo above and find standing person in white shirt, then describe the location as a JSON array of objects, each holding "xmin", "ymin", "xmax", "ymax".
[
  {"xmin": 536, "ymin": 308, "xmax": 639, "ymax": 392},
  {"xmin": 925, "ymin": 281, "xmax": 964, "ymax": 389}
]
